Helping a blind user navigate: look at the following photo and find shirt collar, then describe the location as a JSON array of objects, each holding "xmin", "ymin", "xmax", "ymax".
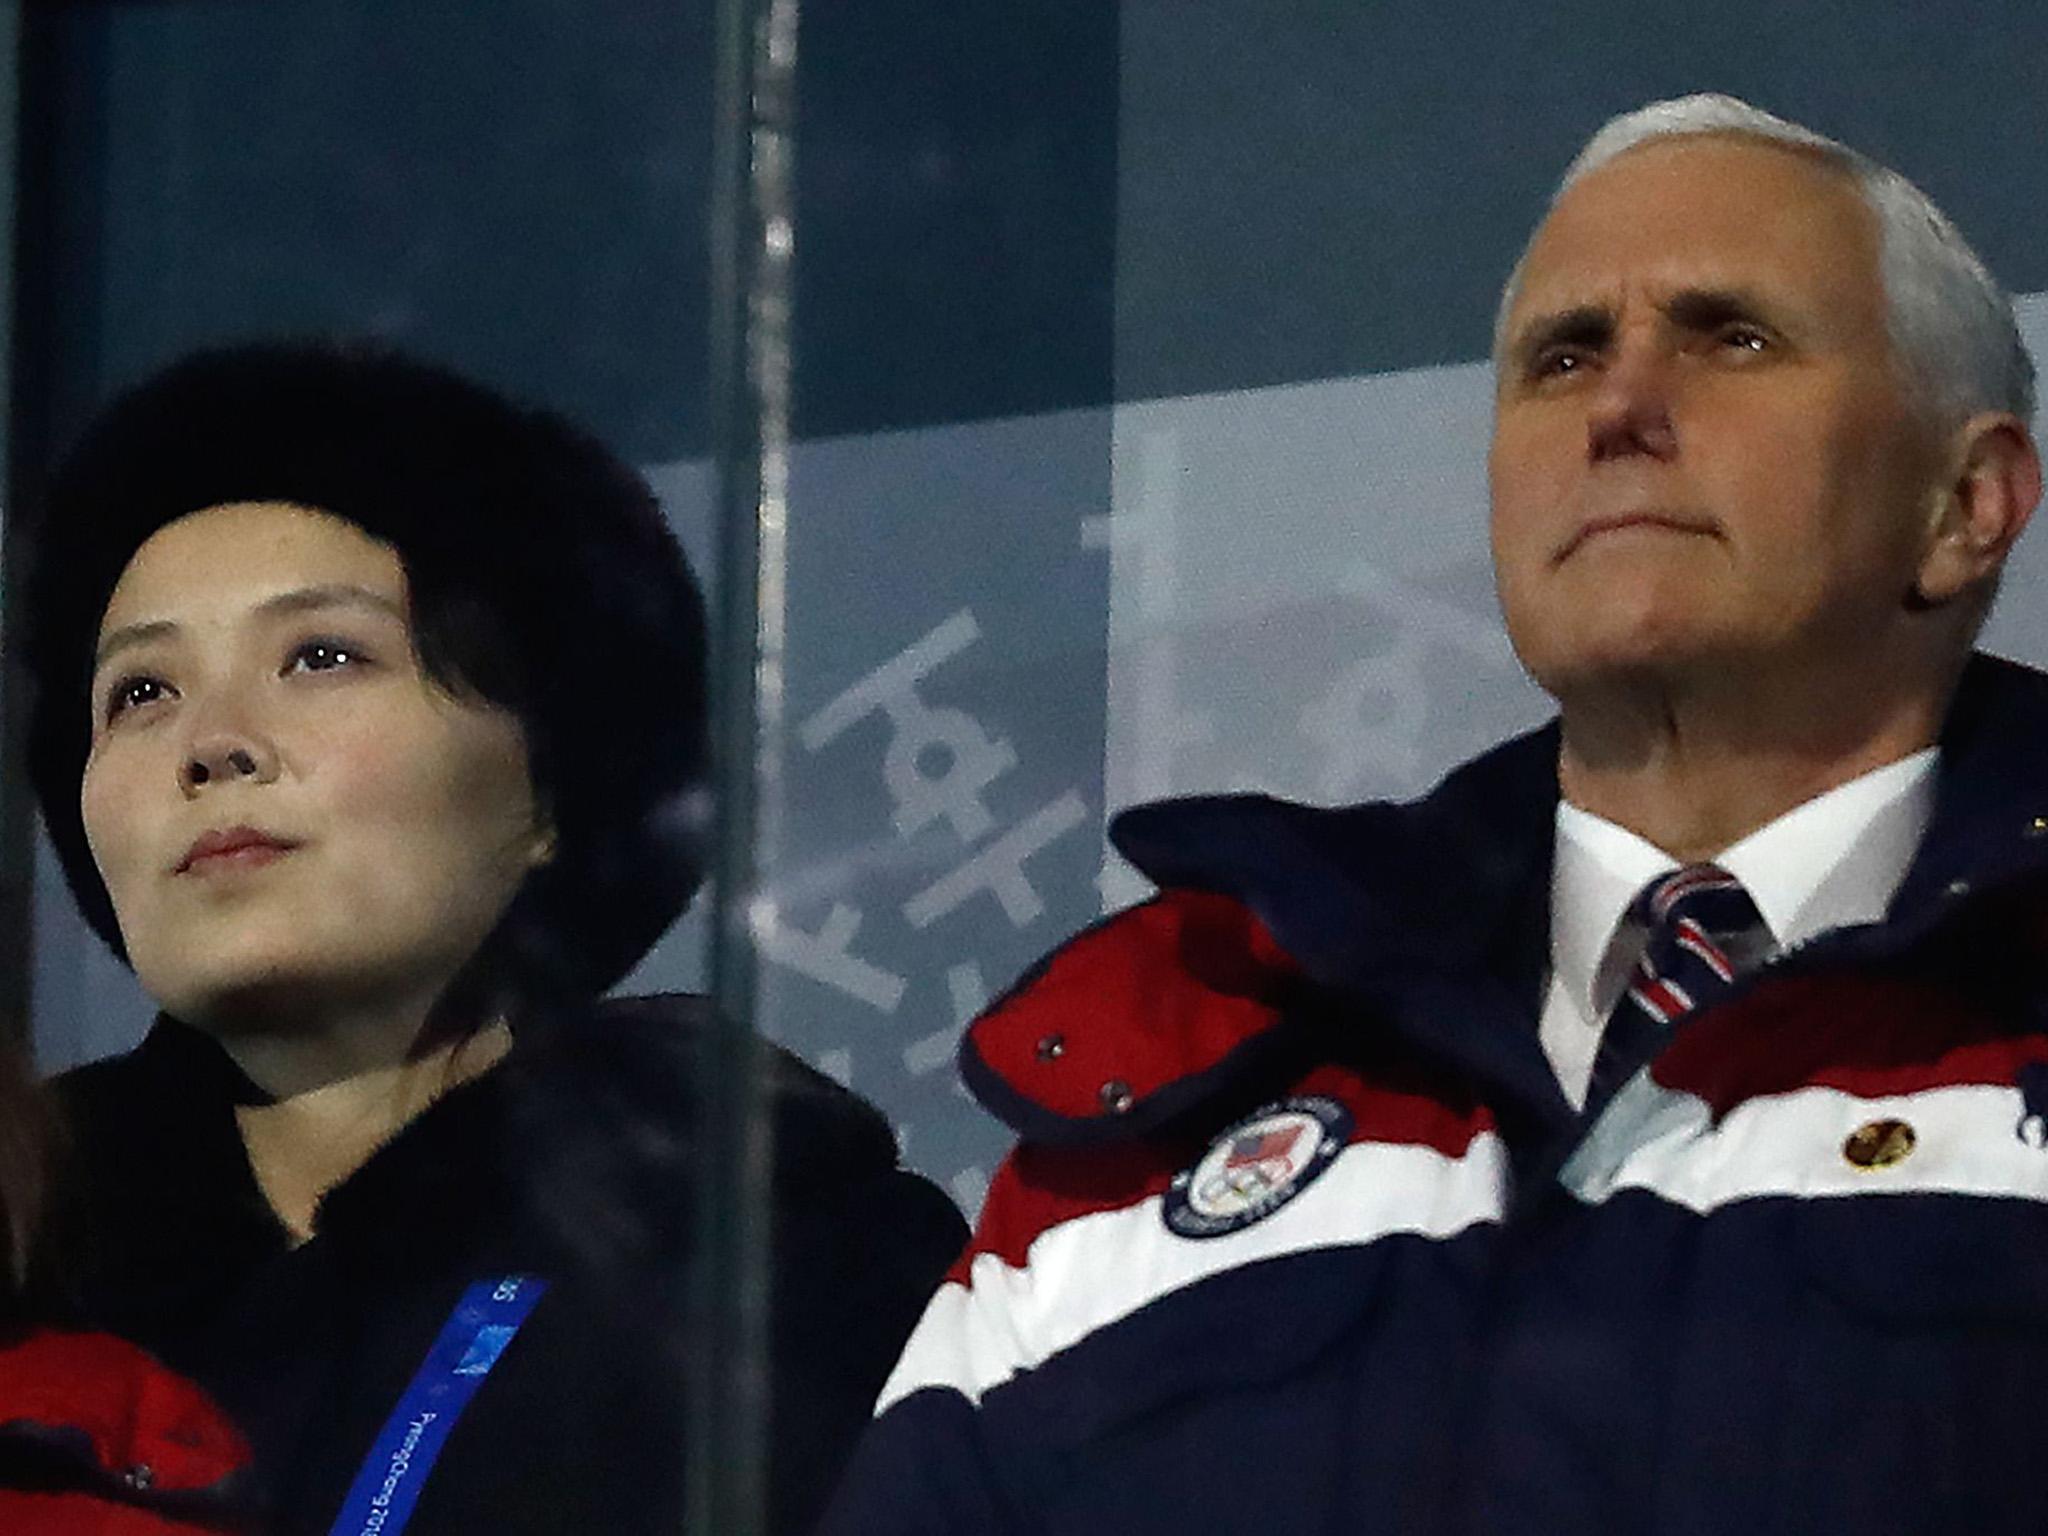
[
  {"xmin": 1550, "ymin": 746, "xmax": 1940, "ymax": 1024},
  {"xmin": 1717, "ymin": 746, "xmax": 1939, "ymax": 948},
  {"xmin": 1551, "ymin": 802, "xmax": 1674, "ymax": 1029}
]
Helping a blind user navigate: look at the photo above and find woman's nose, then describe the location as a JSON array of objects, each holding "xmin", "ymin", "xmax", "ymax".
[{"xmin": 179, "ymin": 723, "xmax": 279, "ymax": 796}]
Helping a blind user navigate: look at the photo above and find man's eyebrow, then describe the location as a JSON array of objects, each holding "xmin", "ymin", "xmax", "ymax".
[
  {"xmin": 1662, "ymin": 286, "xmax": 1775, "ymax": 331},
  {"xmin": 92, "ymin": 583, "xmax": 407, "ymax": 671},
  {"xmin": 1508, "ymin": 305, "xmax": 1614, "ymax": 366}
]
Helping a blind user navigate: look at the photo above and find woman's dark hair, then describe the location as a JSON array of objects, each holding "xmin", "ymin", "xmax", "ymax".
[
  {"xmin": 19, "ymin": 339, "xmax": 710, "ymax": 1013},
  {"xmin": 0, "ymin": 1045, "xmax": 52, "ymax": 1296}
]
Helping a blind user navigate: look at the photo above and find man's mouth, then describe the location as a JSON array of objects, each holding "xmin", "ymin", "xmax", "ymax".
[{"xmin": 1553, "ymin": 513, "xmax": 1719, "ymax": 564}]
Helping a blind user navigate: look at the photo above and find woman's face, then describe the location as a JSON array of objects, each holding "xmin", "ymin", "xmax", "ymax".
[{"xmin": 80, "ymin": 501, "xmax": 555, "ymax": 1033}]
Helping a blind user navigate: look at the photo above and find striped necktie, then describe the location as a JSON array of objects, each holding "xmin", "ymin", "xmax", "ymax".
[{"xmin": 1583, "ymin": 863, "xmax": 1770, "ymax": 1118}]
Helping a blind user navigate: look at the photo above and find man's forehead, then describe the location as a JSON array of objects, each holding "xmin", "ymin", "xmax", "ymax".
[{"xmin": 1508, "ymin": 135, "xmax": 1878, "ymax": 321}]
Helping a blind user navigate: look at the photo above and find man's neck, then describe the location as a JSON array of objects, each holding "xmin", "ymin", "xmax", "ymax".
[
  {"xmin": 1556, "ymin": 669, "xmax": 1948, "ymax": 862},
  {"xmin": 216, "ymin": 1005, "xmax": 513, "ymax": 1244}
]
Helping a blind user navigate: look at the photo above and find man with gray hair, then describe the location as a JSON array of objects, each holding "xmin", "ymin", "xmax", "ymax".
[{"xmin": 823, "ymin": 95, "xmax": 2047, "ymax": 1534}]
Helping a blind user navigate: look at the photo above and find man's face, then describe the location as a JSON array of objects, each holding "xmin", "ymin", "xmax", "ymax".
[{"xmin": 1489, "ymin": 136, "xmax": 1945, "ymax": 704}]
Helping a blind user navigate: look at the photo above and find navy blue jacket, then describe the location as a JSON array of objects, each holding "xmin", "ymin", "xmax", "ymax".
[
  {"xmin": 822, "ymin": 652, "xmax": 2048, "ymax": 1536},
  {"xmin": 45, "ymin": 994, "xmax": 966, "ymax": 1536}
]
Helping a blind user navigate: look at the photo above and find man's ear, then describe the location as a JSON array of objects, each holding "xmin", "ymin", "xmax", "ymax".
[{"xmin": 1913, "ymin": 413, "xmax": 2043, "ymax": 608}]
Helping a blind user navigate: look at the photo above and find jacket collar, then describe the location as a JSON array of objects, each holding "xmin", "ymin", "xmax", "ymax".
[
  {"xmin": 1890, "ymin": 653, "xmax": 2048, "ymax": 920},
  {"xmin": 0, "ymin": 1328, "xmax": 254, "ymax": 1514},
  {"xmin": 1102, "ymin": 652, "xmax": 2048, "ymax": 1126},
  {"xmin": 1106, "ymin": 719, "xmax": 1564, "ymax": 1124},
  {"xmin": 1115, "ymin": 653, "xmax": 2048, "ymax": 977},
  {"xmin": 1111, "ymin": 719, "xmax": 1559, "ymax": 988},
  {"xmin": 54, "ymin": 992, "xmax": 913, "ymax": 1332}
]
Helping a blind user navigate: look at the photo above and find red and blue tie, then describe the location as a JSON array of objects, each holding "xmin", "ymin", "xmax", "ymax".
[{"xmin": 1583, "ymin": 863, "xmax": 1770, "ymax": 1118}]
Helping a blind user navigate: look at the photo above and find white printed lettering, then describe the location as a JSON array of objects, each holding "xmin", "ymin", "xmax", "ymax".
[
  {"xmin": 800, "ymin": 611, "xmax": 1017, "ymax": 842},
  {"xmin": 758, "ymin": 902, "xmax": 907, "ymax": 1012},
  {"xmin": 904, "ymin": 791, "xmax": 1088, "ymax": 929}
]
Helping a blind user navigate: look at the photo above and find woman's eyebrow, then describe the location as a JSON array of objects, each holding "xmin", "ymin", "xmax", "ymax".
[
  {"xmin": 92, "ymin": 618, "xmax": 176, "ymax": 672},
  {"xmin": 92, "ymin": 583, "xmax": 406, "ymax": 671},
  {"xmin": 254, "ymin": 583, "xmax": 406, "ymax": 624}
]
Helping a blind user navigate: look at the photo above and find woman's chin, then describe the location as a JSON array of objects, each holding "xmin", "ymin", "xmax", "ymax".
[{"xmin": 152, "ymin": 966, "xmax": 334, "ymax": 1036}]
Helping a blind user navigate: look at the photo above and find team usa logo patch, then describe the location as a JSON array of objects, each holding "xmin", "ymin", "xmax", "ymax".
[{"xmin": 1163, "ymin": 1095, "xmax": 1353, "ymax": 1239}]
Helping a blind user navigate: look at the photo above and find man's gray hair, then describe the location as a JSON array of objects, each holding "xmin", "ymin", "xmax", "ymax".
[{"xmin": 1495, "ymin": 93, "xmax": 2037, "ymax": 430}]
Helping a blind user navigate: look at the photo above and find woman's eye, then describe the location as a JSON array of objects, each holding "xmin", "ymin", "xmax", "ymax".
[
  {"xmin": 286, "ymin": 638, "xmax": 364, "ymax": 674},
  {"xmin": 104, "ymin": 675, "xmax": 170, "ymax": 722}
]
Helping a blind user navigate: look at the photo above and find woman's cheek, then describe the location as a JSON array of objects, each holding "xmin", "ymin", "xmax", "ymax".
[
  {"xmin": 79, "ymin": 759, "xmax": 140, "ymax": 896},
  {"xmin": 319, "ymin": 743, "xmax": 426, "ymax": 854}
]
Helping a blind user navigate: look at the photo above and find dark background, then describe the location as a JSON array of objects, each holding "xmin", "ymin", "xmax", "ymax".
[{"xmin": 12, "ymin": 0, "xmax": 1119, "ymax": 469}]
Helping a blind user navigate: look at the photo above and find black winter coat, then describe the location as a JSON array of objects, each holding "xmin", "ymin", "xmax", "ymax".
[{"xmin": 41, "ymin": 994, "xmax": 966, "ymax": 1536}]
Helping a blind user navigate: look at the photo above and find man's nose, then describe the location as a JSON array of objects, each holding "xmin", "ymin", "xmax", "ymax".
[{"xmin": 1586, "ymin": 340, "xmax": 1679, "ymax": 463}]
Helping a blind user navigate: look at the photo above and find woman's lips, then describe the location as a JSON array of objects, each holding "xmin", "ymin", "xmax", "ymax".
[
  {"xmin": 183, "ymin": 844, "xmax": 293, "ymax": 874},
  {"xmin": 175, "ymin": 826, "xmax": 301, "ymax": 874}
]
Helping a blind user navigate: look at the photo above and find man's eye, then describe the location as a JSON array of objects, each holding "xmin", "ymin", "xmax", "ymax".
[
  {"xmin": 1719, "ymin": 325, "xmax": 1771, "ymax": 354},
  {"xmin": 1530, "ymin": 347, "xmax": 1587, "ymax": 380}
]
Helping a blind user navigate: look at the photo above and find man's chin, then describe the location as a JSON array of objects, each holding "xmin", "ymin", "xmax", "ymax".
[{"xmin": 1525, "ymin": 632, "xmax": 1747, "ymax": 706}]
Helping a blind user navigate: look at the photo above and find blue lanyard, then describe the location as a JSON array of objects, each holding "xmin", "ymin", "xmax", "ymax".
[{"xmin": 327, "ymin": 1275, "xmax": 550, "ymax": 1536}]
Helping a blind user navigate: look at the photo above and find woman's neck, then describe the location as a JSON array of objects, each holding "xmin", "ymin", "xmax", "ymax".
[{"xmin": 229, "ymin": 1016, "xmax": 512, "ymax": 1245}]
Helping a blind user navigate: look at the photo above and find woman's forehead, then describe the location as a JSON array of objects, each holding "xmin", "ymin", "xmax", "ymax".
[{"xmin": 98, "ymin": 502, "xmax": 406, "ymax": 637}]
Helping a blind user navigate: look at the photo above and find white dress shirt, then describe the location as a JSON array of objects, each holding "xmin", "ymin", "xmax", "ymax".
[{"xmin": 1539, "ymin": 748, "xmax": 1940, "ymax": 1108}]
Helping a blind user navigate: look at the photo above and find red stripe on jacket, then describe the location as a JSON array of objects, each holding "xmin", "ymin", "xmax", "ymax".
[
  {"xmin": 1655, "ymin": 967, "xmax": 2048, "ymax": 1115},
  {"xmin": 950, "ymin": 1062, "xmax": 1499, "ymax": 1282}
]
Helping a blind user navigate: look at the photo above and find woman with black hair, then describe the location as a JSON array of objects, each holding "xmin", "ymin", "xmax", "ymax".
[{"xmin": 21, "ymin": 341, "xmax": 966, "ymax": 1536}]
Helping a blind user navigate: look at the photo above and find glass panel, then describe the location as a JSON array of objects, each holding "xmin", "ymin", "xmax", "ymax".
[
  {"xmin": 0, "ymin": 0, "xmax": 27, "ymax": 1061},
  {"xmin": 758, "ymin": 2, "xmax": 2048, "ymax": 1530},
  {"xmin": 14, "ymin": 4, "xmax": 2048, "ymax": 1535},
  {"xmin": 1106, "ymin": 3, "xmax": 2048, "ymax": 836},
  {"xmin": 758, "ymin": 0, "xmax": 1117, "ymax": 1231}
]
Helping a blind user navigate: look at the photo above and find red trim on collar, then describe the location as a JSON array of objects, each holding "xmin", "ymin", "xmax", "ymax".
[
  {"xmin": 966, "ymin": 891, "xmax": 1301, "ymax": 1123},
  {"xmin": 0, "ymin": 1330, "xmax": 250, "ymax": 1497}
]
